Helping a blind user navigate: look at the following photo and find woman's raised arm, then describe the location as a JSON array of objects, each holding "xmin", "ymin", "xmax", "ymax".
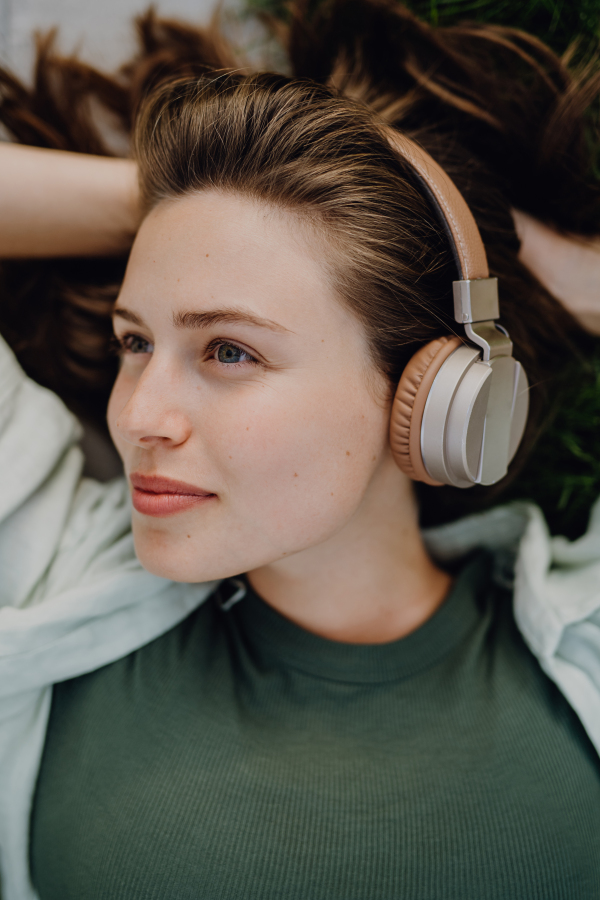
[
  {"xmin": 515, "ymin": 209, "xmax": 600, "ymax": 336},
  {"xmin": 0, "ymin": 144, "xmax": 140, "ymax": 258}
]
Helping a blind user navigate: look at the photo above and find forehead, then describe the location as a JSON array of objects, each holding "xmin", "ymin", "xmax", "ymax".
[{"xmin": 120, "ymin": 190, "xmax": 356, "ymax": 338}]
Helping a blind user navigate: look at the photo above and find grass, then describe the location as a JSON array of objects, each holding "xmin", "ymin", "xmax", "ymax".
[
  {"xmin": 502, "ymin": 343, "xmax": 600, "ymax": 538},
  {"xmin": 249, "ymin": 0, "xmax": 600, "ymax": 55},
  {"xmin": 406, "ymin": 0, "xmax": 600, "ymax": 55}
]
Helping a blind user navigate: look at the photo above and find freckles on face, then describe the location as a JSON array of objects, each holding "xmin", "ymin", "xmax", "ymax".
[
  {"xmin": 108, "ymin": 191, "xmax": 392, "ymax": 583},
  {"xmin": 196, "ymin": 380, "xmax": 382, "ymax": 570}
]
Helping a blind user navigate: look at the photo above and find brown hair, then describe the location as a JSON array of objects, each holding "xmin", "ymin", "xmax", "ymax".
[
  {"xmin": 135, "ymin": 72, "xmax": 460, "ymax": 383},
  {"xmin": 0, "ymin": 0, "xmax": 599, "ymax": 522}
]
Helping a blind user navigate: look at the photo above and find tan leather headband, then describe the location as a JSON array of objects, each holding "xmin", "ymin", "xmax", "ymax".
[{"xmin": 385, "ymin": 130, "xmax": 489, "ymax": 282}]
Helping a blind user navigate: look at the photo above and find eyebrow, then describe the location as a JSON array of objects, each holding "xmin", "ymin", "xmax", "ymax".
[
  {"xmin": 113, "ymin": 306, "xmax": 292, "ymax": 334},
  {"xmin": 113, "ymin": 308, "xmax": 145, "ymax": 326}
]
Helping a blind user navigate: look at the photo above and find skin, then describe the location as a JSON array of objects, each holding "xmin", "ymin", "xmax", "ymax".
[
  {"xmin": 108, "ymin": 190, "xmax": 451, "ymax": 643},
  {"xmin": 1, "ymin": 147, "xmax": 599, "ymax": 340},
  {"xmin": 0, "ymin": 145, "xmax": 139, "ymax": 257},
  {"xmin": 514, "ymin": 209, "xmax": 600, "ymax": 335},
  {"xmin": 1, "ymin": 146, "xmax": 598, "ymax": 328},
  {"xmin": 3, "ymin": 148, "xmax": 598, "ymax": 641}
]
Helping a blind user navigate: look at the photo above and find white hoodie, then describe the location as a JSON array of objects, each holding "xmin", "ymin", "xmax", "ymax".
[{"xmin": 0, "ymin": 333, "xmax": 599, "ymax": 900}]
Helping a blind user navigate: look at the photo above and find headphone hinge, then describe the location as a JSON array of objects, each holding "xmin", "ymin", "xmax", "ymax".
[
  {"xmin": 453, "ymin": 278, "xmax": 512, "ymax": 362},
  {"xmin": 453, "ymin": 278, "xmax": 499, "ymax": 324},
  {"xmin": 464, "ymin": 321, "xmax": 513, "ymax": 362}
]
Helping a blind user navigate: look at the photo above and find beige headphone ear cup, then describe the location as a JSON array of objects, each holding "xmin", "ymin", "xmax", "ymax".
[{"xmin": 389, "ymin": 336, "xmax": 462, "ymax": 485}]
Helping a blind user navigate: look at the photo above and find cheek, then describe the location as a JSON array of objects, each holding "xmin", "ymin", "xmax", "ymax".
[
  {"xmin": 214, "ymin": 379, "xmax": 390, "ymax": 548},
  {"xmin": 106, "ymin": 369, "xmax": 134, "ymax": 453},
  {"xmin": 119, "ymin": 367, "xmax": 392, "ymax": 582}
]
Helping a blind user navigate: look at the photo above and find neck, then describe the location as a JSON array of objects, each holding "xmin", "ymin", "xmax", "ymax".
[{"xmin": 247, "ymin": 460, "xmax": 452, "ymax": 644}]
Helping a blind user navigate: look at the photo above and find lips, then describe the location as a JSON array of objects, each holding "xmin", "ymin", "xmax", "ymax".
[{"xmin": 130, "ymin": 473, "xmax": 216, "ymax": 518}]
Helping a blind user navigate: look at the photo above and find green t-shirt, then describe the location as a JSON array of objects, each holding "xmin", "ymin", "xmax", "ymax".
[{"xmin": 30, "ymin": 554, "xmax": 600, "ymax": 899}]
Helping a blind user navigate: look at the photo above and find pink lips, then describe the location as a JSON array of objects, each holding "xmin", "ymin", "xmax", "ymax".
[{"xmin": 130, "ymin": 473, "xmax": 216, "ymax": 518}]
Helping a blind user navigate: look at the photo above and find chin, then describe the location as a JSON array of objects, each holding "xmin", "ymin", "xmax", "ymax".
[{"xmin": 131, "ymin": 519, "xmax": 248, "ymax": 584}]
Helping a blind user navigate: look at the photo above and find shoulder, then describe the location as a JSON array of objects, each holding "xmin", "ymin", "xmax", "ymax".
[{"xmin": 424, "ymin": 499, "xmax": 600, "ymax": 756}]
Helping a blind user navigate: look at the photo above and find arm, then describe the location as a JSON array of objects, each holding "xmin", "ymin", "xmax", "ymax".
[
  {"xmin": 0, "ymin": 144, "xmax": 140, "ymax": 257},
  {"xmin": 514, "ymin": 209, "xmax": 600, "ymax": 336}
]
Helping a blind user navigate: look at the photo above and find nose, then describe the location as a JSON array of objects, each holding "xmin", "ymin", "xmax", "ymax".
[{"xmin": 113, "ymin": 358, "xmax": 193, "ymax": 450}]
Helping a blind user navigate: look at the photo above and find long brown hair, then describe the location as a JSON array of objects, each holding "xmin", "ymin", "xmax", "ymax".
[{"xmin": 0, "ymin": 0, "xmax": 598, "ymax": 524}]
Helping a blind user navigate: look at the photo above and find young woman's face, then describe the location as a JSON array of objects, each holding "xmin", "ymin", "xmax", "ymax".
[{"xmin": 108, "ymin": 191, "xmax": 398, "ymax": 583}]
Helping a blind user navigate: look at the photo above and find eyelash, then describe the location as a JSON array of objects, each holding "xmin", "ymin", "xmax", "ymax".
[
  {"xmin": 205, "ymin": 338, "xmax": 260, "ymax": 368},
  {"xmin": 110, "ymin": 333, "xmax": 260, "ymax": 368},
  {"xmin": 110, "ymin": 334, "xmax": 153, "ymax": 356}
]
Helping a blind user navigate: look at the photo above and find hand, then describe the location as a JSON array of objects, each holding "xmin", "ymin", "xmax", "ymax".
[{"xmin": 514, "ymin": 208, "xmax": 600, "ymax": 335}]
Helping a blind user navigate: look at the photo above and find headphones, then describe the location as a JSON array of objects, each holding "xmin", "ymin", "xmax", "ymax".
[{"xmin": 386, "ymin": 131, "xmax": 529, "ymax": 489}]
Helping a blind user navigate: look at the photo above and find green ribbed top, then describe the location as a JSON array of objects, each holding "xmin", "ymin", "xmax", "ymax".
[{"xmin": 30, "ymin": 555, "xmax": 600, "ymax": 899}]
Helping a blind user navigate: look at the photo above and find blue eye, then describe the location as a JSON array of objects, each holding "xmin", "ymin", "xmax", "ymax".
[
  {"xmin": 122, "ymin": 334, "xmax": 153, "ymax": 354},
  {"xmin": 217, "ymin": 343, "xmax": 252, "ymax": 364}
]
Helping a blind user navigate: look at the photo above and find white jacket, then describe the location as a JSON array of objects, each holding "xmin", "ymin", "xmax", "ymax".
[{"xmin": 0, "ymin": 332, "xmax": 599, "ymax": 900}]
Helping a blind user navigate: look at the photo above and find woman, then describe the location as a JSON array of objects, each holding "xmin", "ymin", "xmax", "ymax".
[{"xmin": 0, "ymin": 1, "xmax": 600, "ymax": 897}]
